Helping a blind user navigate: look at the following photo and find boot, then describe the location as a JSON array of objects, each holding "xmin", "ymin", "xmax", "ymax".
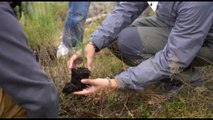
[{"xmin": 156, "ymin": 65, "xmax": 203, "ymax": 101}]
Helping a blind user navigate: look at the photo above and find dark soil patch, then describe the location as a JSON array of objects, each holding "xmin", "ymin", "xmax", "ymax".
[{"xmin": 62, "ymin": 67, "xmax": 91, "ymax": 95}]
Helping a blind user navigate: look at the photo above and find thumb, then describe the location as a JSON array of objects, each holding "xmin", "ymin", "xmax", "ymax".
[
  {"xmin": 87, "ymin": 58, "xmax": 93, "ymax": 71},
  {"xmin": 85, "ymin": 43, "xmax": 95, "ymax": 71},
  {"xmin": 86, "ymin": 52, "xmax": 94, "ymax": 71},
  {"xmin": 81, "ymin": 79, "xmax": 95, "ymax": 85}
]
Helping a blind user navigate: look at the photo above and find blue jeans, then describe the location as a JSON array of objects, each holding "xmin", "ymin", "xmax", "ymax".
[{"xmin": 63, "ymin": 2, "xmax": 90, "ymax": 48}]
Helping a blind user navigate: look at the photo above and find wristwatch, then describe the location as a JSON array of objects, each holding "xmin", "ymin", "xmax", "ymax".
[{"xmin": 89, "ymin": 41, "xmax": 99, "ymax": 52}]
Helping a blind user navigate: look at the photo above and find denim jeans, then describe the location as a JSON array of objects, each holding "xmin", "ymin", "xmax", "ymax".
[{"xmin": 63, "ymin": 2, "xmax": 90, "ymax": 48}]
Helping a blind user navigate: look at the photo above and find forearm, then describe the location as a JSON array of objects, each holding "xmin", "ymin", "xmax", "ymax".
[{"xmin": 90, "ymin": 2, "xmax": 149, "ymax": 51}]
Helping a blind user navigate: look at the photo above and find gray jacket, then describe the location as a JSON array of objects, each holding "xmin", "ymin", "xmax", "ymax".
[
  {"xmin": 0, "ymin": 2, "xmax": 59, "ymax": 117},
  {"xmin": 90, "ymin": 2, "xmax": 213, "ymax": 90}
]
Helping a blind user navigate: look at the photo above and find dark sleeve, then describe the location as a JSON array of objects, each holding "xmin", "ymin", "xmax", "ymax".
[{"xmin": 0, "ymin": 2, "xmax": 59, "ymax": 118}]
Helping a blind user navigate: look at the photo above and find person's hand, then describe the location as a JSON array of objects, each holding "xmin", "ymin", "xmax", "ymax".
[
  {"xmin": 73, "ymin": 78, "xmax": 118, "ymax": 95},
  {"xmin": 67, "ymin": 43, "xmax": 95, "ymax": 73},
  {"xmin": 67, "ymin": 50, "xmax": 83, "ymax": 73},
  {"xmin": 85, "ymin": 43, "xmax": 96, "ymax": 71}
]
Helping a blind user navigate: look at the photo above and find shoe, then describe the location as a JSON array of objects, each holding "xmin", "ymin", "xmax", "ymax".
[
  {"xmin": 174, "ymin": 66, "xmax": 204, "ymax": 89},
  {"xmin": 156, "ymin": 78, "xmax": 184, "ymax": 101},
  {"xmin": 158, "ymin": 78, "xmax": 183, "ymax": 92},
  {"xmin": 156, "ymin": 66, "xmax": 203, "ymax": 102},
  {"xmin": 148, "ymin": 79, "xmax": 184, "ymax": 104},
  {"xmin": 56, "ymin": 42, "xmax": 75, "ymax": 58}
]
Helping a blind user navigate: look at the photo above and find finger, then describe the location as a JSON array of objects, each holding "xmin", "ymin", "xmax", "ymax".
[
  {"xmin": 81, "ymin": 79, "xmax": 105, "ymax": 87},
  {"xmin": 67, "ymin": 53, "xmax": 81, "ymax": 72},
  {"xmin": 87, "ymin": 57, "xmax": 93, "ymax": 71},
  {"xmin": 67, "ymin": 57, "xmax": 74, "ymax": 69},
  {"xmin": 67, "ymin": 60, "xmax": 73, "ymax": 73},
  {"xmin": 73, "ymin": 86, "xmax": 96, "ymax": 95},
  {"xmin": 67, "ymin": 58, "xmax": 76, "ymax": 73},
  {"xmin": 73, "ymin": 90, "xmax": 91, "ymax": 95},
  {"xmin": 68, "ymin": 55, "xmax": 78, "ymax": 69},
  {"xmin": 85, "ymin": 44, "xmax": 95, "ymax": 71},
  {"xmin": 86, "ymin": 50, "xmax": 94, "ymax": 71},
  {"xmin": 80, "ymin": 79, "xmax": 94, "ymax": 85}
]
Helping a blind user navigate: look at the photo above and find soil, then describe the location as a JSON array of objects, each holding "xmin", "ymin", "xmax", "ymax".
[{"xmin": 62, "ymin": 67, "xmax": 91, "ymax": 94}]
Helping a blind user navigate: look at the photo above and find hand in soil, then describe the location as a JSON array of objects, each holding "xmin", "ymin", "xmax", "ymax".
[{"xmin": 62, "ymin": 67, "xmax": 91, "ymax": 95}]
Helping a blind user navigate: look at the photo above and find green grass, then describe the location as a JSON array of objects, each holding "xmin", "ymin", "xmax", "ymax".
[
  {"xmin": 18, "ymin": 2, "xmax": 213, "ymax": 118},
  {"xmin": 20, "ymin": 2, "xmax": 67, "ymax": 49}
]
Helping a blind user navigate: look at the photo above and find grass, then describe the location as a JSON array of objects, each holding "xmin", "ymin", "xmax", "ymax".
[
  {"xmin": 18, "ymin": 2, "xmax": 213, "ymax": 118},
  {"xmin": 20, "ymin": 2, "xmax": 65, "ymax": 49}
]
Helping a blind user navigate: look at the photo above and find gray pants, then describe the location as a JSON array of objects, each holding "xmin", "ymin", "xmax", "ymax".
[{"xmin": 108, "ymin": 16, "xmax": 213, "ymax": 84}]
